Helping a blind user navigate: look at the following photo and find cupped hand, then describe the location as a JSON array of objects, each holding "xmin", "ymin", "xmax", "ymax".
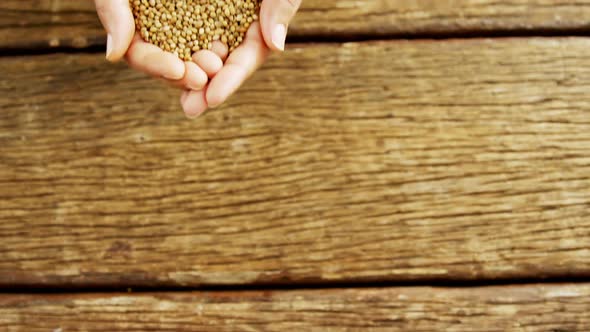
[{"xmin": 94, "ymin": 0, "xmax": 302, "ymax": 118}]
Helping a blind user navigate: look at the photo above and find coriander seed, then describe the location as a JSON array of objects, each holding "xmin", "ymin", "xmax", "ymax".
[{"xmin": 130, "ymin": 0, "xmax": 262, "ymax": 61}]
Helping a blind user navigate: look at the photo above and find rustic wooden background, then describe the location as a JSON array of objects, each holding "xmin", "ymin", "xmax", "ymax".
[{"xmin": 1, "ymin": 0, "xmax": 590, "ymax": 331}]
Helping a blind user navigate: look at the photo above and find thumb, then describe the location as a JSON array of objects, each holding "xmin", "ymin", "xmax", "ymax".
[
  {"xmin": 95, "ymin": 0, "xmax": 135, "ymax": 62},
  {"xmin": 260, "ymin": 0, "xmax": 302, "ymax": 51}
]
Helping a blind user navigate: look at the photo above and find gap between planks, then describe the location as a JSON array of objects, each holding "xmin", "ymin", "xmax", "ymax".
[{"xmin": 2, "ymin": 276, "xmax": 590, "ymax": 294}]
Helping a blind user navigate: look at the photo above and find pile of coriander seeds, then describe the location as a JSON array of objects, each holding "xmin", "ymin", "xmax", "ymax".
[{"xmin": 130, "ymin": 0, "xmax": 262, "ymax": 61}]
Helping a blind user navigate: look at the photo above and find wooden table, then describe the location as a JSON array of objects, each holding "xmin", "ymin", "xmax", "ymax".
[{"xmin": 1, "ymin": 1, "xmax": 590, "ymax": 330}]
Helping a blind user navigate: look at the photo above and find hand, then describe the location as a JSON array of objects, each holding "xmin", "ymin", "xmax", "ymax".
[
  {"xmin": 95, "ymin": 0, "xmax": 302, "ymax": 118},
  {"xmin": 95, "ymin": 0, "xmax": 205, "ymax": 91}
]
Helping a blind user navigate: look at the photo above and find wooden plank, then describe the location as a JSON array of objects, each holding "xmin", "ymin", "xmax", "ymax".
[
  {"xmin": 1, "ymin": 284, "xmax": 589, "ymax": 331},
  {"xmin": 2, "ymin": 0, "xmax": 590, "ymax": 49},
  {"xmin": 2, "ymin": 38, "xmax": 590, "ymax": 287}
]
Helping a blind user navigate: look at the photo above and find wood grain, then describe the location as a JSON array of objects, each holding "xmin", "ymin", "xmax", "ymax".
[
  {"xmin": 2, "ymin": 38, "xmax": 590, "ymax": 287},
  {"xmin": 3, "ymin": 0, "xmax": 590, "ymax": 49},
  {"xmin": 1, "ymin": 284, "xmax": 589, "ymax": 331}
]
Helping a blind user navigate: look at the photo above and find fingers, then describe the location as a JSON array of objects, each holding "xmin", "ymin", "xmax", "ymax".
[
  {"xmin": 181, "ymin": 25, "xmax": 269, "ymax": 117},
  {"xmin": 126, "ymin": 34, "xmax": 186, "ymax": 80},
  {"xmin": 94, "ymin": 0, "xmax": 135, "ymax": 62},
  {"xmin": 171, "ymin": 62, "xmax": 208, "ymax": 90},
  {"xmin": 192, "ymin": 50, "xmax": 224, "ymax": 78},
  {"xmin": 206, "ymin": 23, "xmax": 270, "ymax": 108},
  {"xmin": 192, "ymin": 41, "xmax": 229, "ymax": 80},
  {"xmin": 260, "ymin": 0, "xmax": 302, "ymax": 51},
  {"xmin": 211, "ymin": 41, "xmax": 229, "ymax": 62},
  {"xmin": 127, "ymin": 35, "xmax": 215, "ymax": 91},
  {"xmin": 181, "ymin": 90, "xmax": 209, "ymax": 118}
]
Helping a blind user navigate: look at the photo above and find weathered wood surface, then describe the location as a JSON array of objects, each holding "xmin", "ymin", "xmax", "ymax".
[
  {"xmin": 2, "ymin": 38, "xmax": 590, "ymax": 287},
  {"xmin": 1, "ymin": 284, "xmax": 589, "ymax": 331},
  {"xmin": 3, "ymin": 0, "xmax": 590, "ymax": 49}
]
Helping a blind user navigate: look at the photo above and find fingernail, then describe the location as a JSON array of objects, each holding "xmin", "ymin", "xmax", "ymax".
[
  {"xmin": 185, "ymin": 111, "xmax": 202, "ymax": 119},
  {"xmin": 188, "ymin": 83, "xmax": 204, "ymax": 91},
  {"xmin": 106, "ymin": 34, "xmax": 113, "ymax": 60},
  {"xmin": 272, "ymin": 24, "xmax": 287, "ymax": 51},
  {"xmin": 163, "ymin": 61, "xmax": 186, "ymax": 80},
  {"xmin": 180, "ymin": 90, "xmax": 190, "ymax": 104}
]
